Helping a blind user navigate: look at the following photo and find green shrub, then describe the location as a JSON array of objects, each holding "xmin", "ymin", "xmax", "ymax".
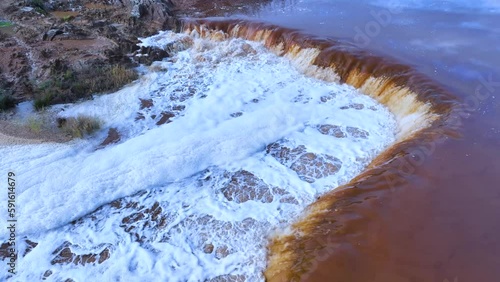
[
  {"xmin": 63, "ymin": 70, "xmax": 74, "ymax": 81},
  {"xmin": 30, "ymin": 0, "xmax": 47, "ymax": 14},
  {"xmin": 33, "ymin": 64, "xmax": 137, "ymax": 110},
  {"xmin": 34, "ymin": 92, "xmax": 54, "ymax": 111},
  {"xmin": 37, "ymin": 79, "xmax": 53, "ymax": 90},
  {"xmin": 0, "ymin": 90, "xmax": 16, "ymax": 111},
  {"xmin": 0, "ymin": 21, "xmax": 13, "ymax": 28}
]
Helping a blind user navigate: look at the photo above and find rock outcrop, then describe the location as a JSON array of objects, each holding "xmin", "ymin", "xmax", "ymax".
[
  {"xmin": 0, "ymin": 0, "xmax": 179, "ymax": 109},
  {"xmin": 267, "ymin": 140, "xmax": 343, "ymax": 183}
]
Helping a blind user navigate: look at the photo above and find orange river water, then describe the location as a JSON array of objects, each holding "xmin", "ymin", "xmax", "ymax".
[{"xmin": 177, "ymin": 1, "xmax": 500, "ymax": 281}]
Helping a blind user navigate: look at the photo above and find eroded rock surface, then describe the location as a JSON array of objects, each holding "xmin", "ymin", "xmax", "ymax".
[
  {"xmin": 206, "ymin": 274, "xmax": 246, "ymax": 282},
  {"xmin": 317, "ymin": 124, "xmax": 346, "ymax": 138},
  {"xmin": 317, "ymin": 124, "xmax": 370, "ymax": 139},
  {"xmin": 346, "ymin": 126, "xmax": 369, "ymax": 139},
  {"xmin": 51, "ymin": 241, "xmax": 112, "ymax": 266},
  {"xmin": 221, "ymin": 170, "xmax": 297, "ymax": 204},
  {"xmin": 164, "ymin": 214, "xmax": 269, "ymax": 259},
  {"xmin": 98, "ymin": 127, "xmax": 121, "ymax": 148},
  {"xmin": 340, "ymin": 103, "xmax": 365, "ymax": 110},
  {"xmin": 267, "ymin": 140, "xmax": 342, "ymax": 183}
]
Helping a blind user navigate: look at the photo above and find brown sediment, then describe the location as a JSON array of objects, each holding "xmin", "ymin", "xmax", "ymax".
[
  {"xmin": 98, "ymin": 128, "xmax": 121, "ymax": 148},
  {"xmin": 170, "ymin": 0, "xmax": 272, "ymax": 18},
  {"xmin": 83, "ymin": 3, "xmax": 114, "ymax": 10},
  {"xmin": 179, "ymin": 18, "xmax": 462, "ymax": 281},
  {"xmin": 139, "ymin": 98, "xmax": 154, "ymax": 110},
  {"xmin": 156, "ymin": 111, "xmax": 175, "ymax": 125},
  {"xmin": 51, "ymin": 11, "xmax": 80, "ymax": 19}
]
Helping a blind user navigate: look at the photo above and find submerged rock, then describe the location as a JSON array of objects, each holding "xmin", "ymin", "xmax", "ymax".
[
  {"xmin": 139, "ymin": 98, "xmax": 154, "ymax": 109},
  {"xmin": 290, "ymin": 153, "xmax": 342, "ymax": 183},
  {"xmin": 346, "ymin": 126, "xmax": 369, "ymax": 139},
  {"xmin": 136, "ymin": 46, "xmax": 170, "ymax": 65},
  {"xmin": 266, "ymin": 142, "xmax": 307, "ymax": 165},
  {"xmin": 51, "ymin": 241, "xmax": 111, "ymax": 266},
  {"xmin": 98, "ymin": 128, "xmax": 121, "ymax": 148},
  {"xmin": 155, "ymin": 111, "xmax": 175, "ymax": 125},
  {"xmin": 340, "ymin": 103, "xmax": 365, "ymax": 110},
  {"xmin": 221, "ymin": 170, "xmax": 295, "ymax": 204},
  {"xmin": 206, "ymin": 274, "xmax": 246, "ymax": 282},
  {"xmin": 267, "ymin": 141, "xmax": 342, "ymax": 183},
  {"xmin": 317, "ymin": 124, "xmax": 369, "ymax": 139},
  {"xmin": 317, "ymin": 124, "xmax": 346, "ymax": 138}
]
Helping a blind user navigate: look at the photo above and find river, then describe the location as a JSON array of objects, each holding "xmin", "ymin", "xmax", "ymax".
[
  {"xmin": 2, "ymin": 1, "xmax": 499, "ymax": 281},
  {"xmin": 238, "ymin": 1, "xmax": 500, "ymax": 281}
]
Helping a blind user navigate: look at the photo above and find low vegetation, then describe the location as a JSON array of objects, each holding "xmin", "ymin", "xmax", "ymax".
[
  {"xmin": 29, "ymin": 0, "xmax": 48, "ymax": 15},
  {"xmin": 0, "ymin": 88, "xmax": 16, "ymax": 112},
  {"xmin": 0, "ymin": 21, "xmax": 13, "ymax": 28},
  {"xmin": 80, "ymin": 64, "xmax": 138, "ymax": 95},
  {"xmin": 61, "ymin": 15, "xmax": 74, "ymax": 22},
  {"xmin": 33, "ymin": 89, "xmax": 56, "ymax": 111},
  {"xmin": 34, "ymin": 62, "xmax": 138, "ymax": 111},
  {"xmin": 27, "ymin": 116, "xmax": 43, "ymax": 133},
  {"xmin": 59, "ymin": 116, "xmax": 101, "ymax": 138}
]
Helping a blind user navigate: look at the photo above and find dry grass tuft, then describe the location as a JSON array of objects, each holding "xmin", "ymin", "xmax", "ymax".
[
  {"xmin": 84, "ymin": 65, "xmax": 139, "ymax": 95},
  {"xmin": 60, "ymin": 116, "xmax": 101, "ymax": 138},
  {"xmin": 27, "ymin": 117, "xmax": 43, "ymax": 133},
  {"xmin": 34, "ymin": 63, "xmax": 138, "ymax": 111}
]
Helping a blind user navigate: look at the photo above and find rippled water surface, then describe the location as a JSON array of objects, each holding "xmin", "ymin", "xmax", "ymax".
[{"xmin": 235, "ymin": 1, "xmax": 500, "ymax": 281}]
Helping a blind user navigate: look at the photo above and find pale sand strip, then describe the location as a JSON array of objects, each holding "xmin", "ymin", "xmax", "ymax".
[
  {"xmin": 0, "ymin": 120, "xmax": 69, "ymax": 146},
  {"xmin": 0, "ymin": 131, "xmax": 43, "ymax": 146}
]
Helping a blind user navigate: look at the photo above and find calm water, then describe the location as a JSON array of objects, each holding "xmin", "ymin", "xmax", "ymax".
[{"xmin": 230, "ymin": 1, "xmax": 500, "ymax": 281}]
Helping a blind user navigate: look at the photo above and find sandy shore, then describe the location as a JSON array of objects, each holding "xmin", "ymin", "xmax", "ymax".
[
  {"xmin": 0, "ymin": 120, "xmax": 70, "ymax": 146},
  {"xmin": 0, "ymin": 131, "xmax": 43, "ymax": 146}
]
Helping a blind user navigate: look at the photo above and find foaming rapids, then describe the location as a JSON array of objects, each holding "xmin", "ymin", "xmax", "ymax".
[
  {"xmin": 181, "ymin": 18, "xmax": 461, "ymax": 280},
  {"xmin": 0, "ymin": 18, "xmax": 461, "ymax": 281},
  {"xmin": 0, "ymin": 24, "xmax": 398, "ymax": 281},
  {"xmin": 182, "ymin": 18, "xmax": 453, "ymax": 140}
]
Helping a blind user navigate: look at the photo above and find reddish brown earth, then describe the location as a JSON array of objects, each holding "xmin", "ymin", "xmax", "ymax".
[
  {"xmin": 170, "ymin": 0, "xmax": 272, "ymax": 17},
  {"xmin": 0, "ymin": 0, "xmax": 273, "ymax": 143},
  {"xmin": 0, "ymin": 0, "xmax": 178, "ymax": 143},
  {"xmin": 98, "ymin": 127, "xmax": 120, "ymax": 148},
  {"xmin": 0, "ymin": 0, "xmax": 183, "ymax": 105}
]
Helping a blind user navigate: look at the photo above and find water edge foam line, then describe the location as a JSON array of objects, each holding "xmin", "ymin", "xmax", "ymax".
[{"xmin": 180, "ymin": 18, "xmax": 461, "ymax": 280}]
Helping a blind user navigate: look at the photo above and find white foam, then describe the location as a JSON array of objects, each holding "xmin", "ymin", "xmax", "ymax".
[{"xmin": 0, "ymin": 31, "xmax": 397, "ymax": 281}]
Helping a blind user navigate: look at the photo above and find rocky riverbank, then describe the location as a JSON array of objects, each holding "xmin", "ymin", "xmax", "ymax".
[
  {"xmin": 0, "ymin": 0, "xmax": 178, "ymax": 107},
  {"xmin": 0, "ymin": 0, "xmax": 271, "ymax": 142}
]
